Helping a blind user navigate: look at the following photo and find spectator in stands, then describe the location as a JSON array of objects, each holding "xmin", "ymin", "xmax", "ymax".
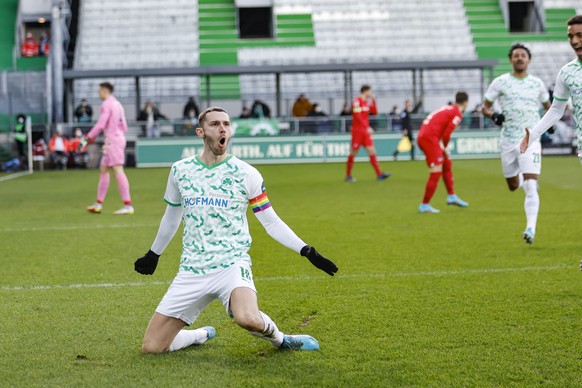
[
  {"xmin": 182, "ymin": 108, "xmax": 199, "ymax": 133},
  {"xmin": 75, "ymin": 99, "xmax": 93, "ymax": 123},
  {"xmin": 13, "ymin": 114, "xmax": 27, "ymax": 164},
  {"xmin": 239, "ymin": 106, "xmax": 252, "ymax": 119},
  {"xmin": 183, "ymin": 97, "xmax": 200, "ymax": 119},
  {"xmin": 69, "ymin": 128, "xmax": 89, "ymax": 168},
  {"xmin": 33, "ymin": 138, "xmax": 47, "ymax": 166},
  {"xmin": 21, "ymin": 33, "xmax": 39, "ymax": 57},
  {"xmin": 251, "ymin": 100, "xmax": 271, "ymax": 119},
  {"xmin": 389, "ymin": 105, "xmax": 402, "ymax": 131},
  {"xmin": 340, "ymin": 103, "xmax": 352, "ymax": 116},
  {"xmin": 306, "ymin": 103, "xmax": 332, "ymax": 133},
  {"xmin": 292, "ymin": 94, "xmax": 312, "ymax": 117},
  {"xmin": 393, "ymin": 99, "xmax": 415, "ymax": 160},
  {"xmin": 49, "ymin": 128, "xmax": 70, "ymax": 170},
  {"xmin": 39, "ymin": 32, "xmax": 50, "ymax": 56},
  {"xmin": 137, "ymin": 101, "xmax": 168, "ymax": 138}
]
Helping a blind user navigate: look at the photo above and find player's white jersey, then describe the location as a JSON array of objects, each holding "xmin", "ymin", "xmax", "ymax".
[
  {"xmin": 552, "ymin": 59, "xmax": 582, "ymax": 148},
  {"xmin": 484, "ymin": 73, "xmax": 550, "ymax": 145},
  {"xmin": 164, "ymin": 155, "xmax": 269, "ymax": 276}
]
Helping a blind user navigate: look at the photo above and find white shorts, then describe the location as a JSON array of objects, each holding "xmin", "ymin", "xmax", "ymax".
[
  {"xmin": 155, "ymin": 261, "xmax": 256, "ymax": 325},
  {"xmin": 501, "ymin": 141, "xmax": 542, "ymax": 178}
]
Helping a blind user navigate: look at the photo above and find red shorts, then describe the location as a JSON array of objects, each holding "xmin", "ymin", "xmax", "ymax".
[
  {"xmin": 351, "ymin": 129, "xmax": 374, "ymax": 150},
  {"xmin": 417, "ymin": 136, "xmax": 444, "ymax": 167}
]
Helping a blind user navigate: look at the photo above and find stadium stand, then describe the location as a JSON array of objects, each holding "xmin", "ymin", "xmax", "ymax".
[
  {"xmin": 71, "ymin": 0, "xmax": 578, "ymax": 108},
  {"xmin": 74, "ymin": 0, "xmax": 201, "ymax": 104},
  {"xmin": 464, "ymin": 0, "xmax": 576, "ymax": 85}
]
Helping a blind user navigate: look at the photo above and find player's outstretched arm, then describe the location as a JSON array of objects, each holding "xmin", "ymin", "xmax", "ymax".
[
  {"xmin": 520, "ymin": 99, "xmax": 568, "ymax": 153},
  {"xmin": 134, "ymin": 205, "xmax": 183, "ymax": 275},
  {"xmin": 253, "ymin": 207, "xmax": 339, "ymax": 276}
]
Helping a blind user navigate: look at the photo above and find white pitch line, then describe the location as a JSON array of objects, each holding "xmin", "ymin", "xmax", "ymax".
[
  {"xmin": 0, "ymin": 223, "xmax": 154, "ymax": 233},
  {"xmin": 0, "ymin": 264, "xmax": 569, "ymax": 292},
  {"xmin": 0, "ymin": 171, "xmax": 32, "ymax": 183}
]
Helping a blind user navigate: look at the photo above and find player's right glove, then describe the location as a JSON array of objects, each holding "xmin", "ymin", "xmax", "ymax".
[
  {"xmin": 134, "ymin": 250, "xmax": 160, "ymax": 275},
  {"xmin": 491, "ymin": 113, "xmax": 505, "ymax": 126},
  {"xmin": 301, "ymin": 245, "xmax": 338, "ymax": 276}
]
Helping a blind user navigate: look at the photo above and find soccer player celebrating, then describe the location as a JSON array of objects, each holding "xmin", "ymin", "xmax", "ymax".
[
  {"xmin": 134, "ymin": 107, "xmax": 339, "ymax": 354},
  {"xmin": 521, "ymin": 16, "xmax": 582, "ymax": 166},
  {"xmin": 84, "ymin": 82, "xmax": 134, "ymax": 215},
  {"xmin": 482, "ymin": 44, "xmax": 551, "ymax": 244},
  {"xmin": 417, "ymin": 92, "xmax": 470, "ymax": 213},
  {"xmin": 345, "ymin": 84, "xmax": 391, "ymax": 182}
]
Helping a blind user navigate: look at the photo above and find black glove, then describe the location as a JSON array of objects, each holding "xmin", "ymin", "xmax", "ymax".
[
  {"xmin": 134, "ymin": 250, "xmax": 160, "ymax": 275},
  {"xmin": 547, "ymin": 126, "xmax": 555, "ymax": 134},
  {"xmin": 301, "ymin": 245, "xmax": 338, "ymax": 276},
  {"xmin": 491, "ymin": 113, "xmax": 505, "ymax": 126}
]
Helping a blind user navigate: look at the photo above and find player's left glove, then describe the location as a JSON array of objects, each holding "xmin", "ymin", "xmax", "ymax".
[
  {"xmin": 491, "ymin": 113, "xmax": 505, "ymax": 126},
  {"xmin": 78, "ymin": 136, "xmax": 89, "ymax": 151},
  {"xmin": 134, "ymin": 250, "xmax": 160, "ymax": 275},
  {"xmin": 301, "ymin": 245, "xmax": 338, "ymax": 276}
]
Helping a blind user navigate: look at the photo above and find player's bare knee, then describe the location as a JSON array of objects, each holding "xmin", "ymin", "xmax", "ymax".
[
  {"xmin": 234, "ymin": 311, "xmax": 264, "ymax": 332},
  {"xmin": 141, "ymin": 339, "xmax": 167, "ymax": 354}
]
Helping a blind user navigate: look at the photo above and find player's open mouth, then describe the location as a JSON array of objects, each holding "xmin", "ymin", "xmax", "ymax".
[{"xmin": 219, "ymin": 137, "xmax": 227, "ymax": 147}]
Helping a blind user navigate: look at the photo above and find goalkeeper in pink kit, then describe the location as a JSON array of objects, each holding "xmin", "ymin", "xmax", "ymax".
[{"xmin": 84, "ymin": 82, "xmax": 134, "ymax": 215}]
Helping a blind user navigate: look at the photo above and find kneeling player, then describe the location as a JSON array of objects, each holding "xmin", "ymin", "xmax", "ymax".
[
  {"xmin": 134, "ymin": 107, "xmax": 339, "ymax": 354},
  {"xmin": 417, "ymin": 92, "xmax": 470, "ymax": 213}
]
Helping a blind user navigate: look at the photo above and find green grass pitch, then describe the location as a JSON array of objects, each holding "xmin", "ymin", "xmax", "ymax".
[{"xmin": 1, "ymin": 158, "xmax": 581, "ymax": 386}]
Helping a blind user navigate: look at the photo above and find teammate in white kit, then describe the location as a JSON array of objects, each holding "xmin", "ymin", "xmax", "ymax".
[
  {"xmin": 521, "ymin": 15, "xmax": 582, "ymax": 159},
  {"xmin": 134, "ymin": 107, "xmax": 339, "ymax": 353},
  {"xmin": 482, "ymin": 43, "xmax": 551, "ymax": 244}
]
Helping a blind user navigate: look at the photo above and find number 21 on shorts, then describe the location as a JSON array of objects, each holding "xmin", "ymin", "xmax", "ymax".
[{"xmin": 533, "ymin": 152, "xmax": 540, "ymax": 164}]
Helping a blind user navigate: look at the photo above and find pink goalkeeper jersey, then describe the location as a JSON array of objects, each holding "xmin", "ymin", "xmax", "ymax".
[{"xmin": 87, "ymin": 96, "xmax": 128, "ymax": 140}]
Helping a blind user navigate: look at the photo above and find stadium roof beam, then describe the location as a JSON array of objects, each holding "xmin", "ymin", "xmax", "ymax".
[{"xmin": 63, "ymin": 60, "xmax": 497, "ymax": 119}]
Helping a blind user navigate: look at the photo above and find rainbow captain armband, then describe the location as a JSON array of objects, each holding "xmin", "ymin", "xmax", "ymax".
[{"xmin": 249, "ymin": 192, "xmax": 271, "ymax": 213}]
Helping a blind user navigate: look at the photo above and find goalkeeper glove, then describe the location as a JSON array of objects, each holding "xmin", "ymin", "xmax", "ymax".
[
  {"xmin": 134, "ymin": 250, "xmax": 160, "ymax": 275},
  {"xmin": 78, "ymin": 136, "xmax": 89, "ymax": 151},
  {"xmin": 301, "ymin": 245, "xmax": 338, "ymax": 276},
  {"xmin": 491, "ymin": 113, "xmax": 505, "ymax": 126}
]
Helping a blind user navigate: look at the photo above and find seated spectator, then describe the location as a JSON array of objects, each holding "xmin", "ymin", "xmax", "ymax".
[
  {"xmin": 306, "ymin": 103, "xmax": 332, "ymax": 133},
  {"xmin": 183, "ymin": 97, "xmax": 200, "ymax": 119},
  {"xmin": 39, "ymin": 32, "xmax": 50, "ymax": 56},
  {"xmin": 74, "ymin": 99, "xmax": 93, "ymax": 123},
  {"xmin": 389, "ymin": 105, "xmax": 402, "ymax": 131},
  {"xmin": 49, "ymin": 128, "xmax": 70, "ymax": 170},
  {"xmin": 239, "ymin": 106, "xmax": 252, "ymax": 119},
  {"xmin": 292, "ymin": 94, "xmax": 312, "ymax": 117},
  {"xmin": 68, "ymin": 128, "xmax": 89, "ymax": 169},
  {"xmin": 33, "ymin": 138, "xmax": 47, "ymax": 159},
  {"xmin": 339, "ymin": 103, "xmax": 352, "ymax": 116},
  {"xmin": 181, "ymin": 108, "xmax": 199, "ymax": 135},
  {"xmin": 21, "ymin": 33, "xmax": 39, "ymax": 57},
  {"xmin": 137, "ymin": 101, "xmax": 168, "ymax": 138},
  {"xmin": 251, "ymin": 100, "xmax": 271, "ymax": 118}
]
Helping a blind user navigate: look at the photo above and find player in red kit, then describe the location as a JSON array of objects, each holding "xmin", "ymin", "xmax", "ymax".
[
  {"xmin": 417, "ymin": 92, "xmax": 470, "ymax": 213},
  {"xmin": 345, "ymin": 84, "xmax": 391, "ymax": 182}
]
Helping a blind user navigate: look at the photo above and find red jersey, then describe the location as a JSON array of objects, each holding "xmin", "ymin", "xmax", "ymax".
[
  {"xmin": 418, "ymin": 105, "xmax": 463, "ymax": 146},
  {"xmin": 352, "ymin": 96, "xmax": 377, "ymax": 132}
]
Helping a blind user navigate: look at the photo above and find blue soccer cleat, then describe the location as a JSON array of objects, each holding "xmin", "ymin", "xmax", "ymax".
[
  {"xmin": 280, "ymin": 335, "xmax": 320, "ymax": 351},
  {"xmin": 344, "ymin": 176, "xmax": 357, "ymax": 182},
  {"xmin": 446, "ymin": 194, "xmax": 469, "ymax": 207},
  {"xmin": 418, "ymin": 203, "xmax": 440, "ymax": 213},
  {"xmin": 377, "ymin": 172, "xmax": 391, "ymax": 181},
  {"xmin": 202, "ymin": 326, "xmax": 216, "ymax": 341},
  {"xmin": 522, "ymin": 228, "xmax": 535, "ymax": 245}
]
